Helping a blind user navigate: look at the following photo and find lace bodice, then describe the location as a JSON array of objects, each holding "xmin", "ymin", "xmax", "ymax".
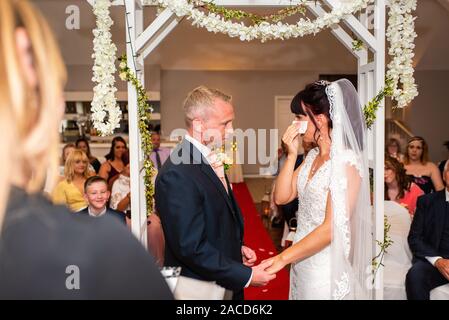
[
  {"xmin": 294, "ymin": 148, "xmax": 331, "ymax": 262},
  {"xmin": 289, "ymin": 147, "xmax": 362, "ymax": 300},
  {"xmin": 289, "ymin": 147, "xmax": 332, "ymax": 300}
]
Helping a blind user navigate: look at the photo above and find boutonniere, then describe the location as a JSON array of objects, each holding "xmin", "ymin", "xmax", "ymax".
[
  {"xmin": 213, "ymin": 142, "xmax": 237, "ymax": 172},
  {"xmin": 216, "ymin": 152, "xmax": 233, "ymax": 172}
]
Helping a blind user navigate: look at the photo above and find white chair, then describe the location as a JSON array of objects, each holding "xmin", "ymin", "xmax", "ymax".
[
  {"xmin": 430, "ymin": 283, "xmax": 449, "ymax": 300},
  {"xmin": 383, "ymin": 201, "xmax": 412, "ymax": 300}
]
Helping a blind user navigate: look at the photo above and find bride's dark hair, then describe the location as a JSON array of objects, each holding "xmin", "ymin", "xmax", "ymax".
[{"xmin": 290, "ymin": 81, "xmax": 333, "ymax": 143}]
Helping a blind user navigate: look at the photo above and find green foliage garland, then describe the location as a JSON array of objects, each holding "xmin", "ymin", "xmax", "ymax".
[
  {"xmin": 118, "ymin": 54, "xmax": 155, "ymax": 216},
  {"xmin": 364, "ymin": 77, "xmax": 394, "ymax": 130},
  {"xmin": 200, "ymin": 1, "xmax": 307, "ymax": 25}
]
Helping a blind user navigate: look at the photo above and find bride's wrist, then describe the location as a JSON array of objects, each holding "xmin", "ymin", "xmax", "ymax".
[{"xmin": 279, "ymin": 252, "xmax": 290, "ymax": 266}]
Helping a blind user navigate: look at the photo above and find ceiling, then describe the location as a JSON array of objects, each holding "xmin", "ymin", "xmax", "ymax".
[{"xmin": 32, "ymin": 0, "xmax": 449, "ymax": 71}]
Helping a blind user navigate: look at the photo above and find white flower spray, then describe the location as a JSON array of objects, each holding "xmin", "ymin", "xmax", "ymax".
[
  {"xmin": 386, "ymin": 0, "xmax": 418, "ymax": 108},
  {"xmin": 92, "ymin": 0, "xmax": 122, "ymax": 136}
]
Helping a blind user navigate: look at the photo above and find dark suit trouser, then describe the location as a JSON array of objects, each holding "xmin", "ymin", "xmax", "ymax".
[{"xmin": 406, "ymin": 259, "xmax": 449, "ymax": 300}]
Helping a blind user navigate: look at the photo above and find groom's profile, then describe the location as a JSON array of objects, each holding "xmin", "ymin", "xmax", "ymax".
[{"xmin": 155, "ymin": 86, "xmax": 275, "ymax": 300}]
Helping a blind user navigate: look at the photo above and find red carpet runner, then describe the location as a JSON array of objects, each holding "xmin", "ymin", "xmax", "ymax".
[{"xmin": 232, "ymin": 182, "xmax": 289, "ymax": 300}]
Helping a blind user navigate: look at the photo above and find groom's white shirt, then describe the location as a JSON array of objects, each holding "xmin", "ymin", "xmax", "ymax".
[
  {"xmin": 185, "ymin": 134, "xmax": 212, "ymax": 162},
  {"xmin": 184, "ymin": 134, "xmax": 253, "ymax": 288}
]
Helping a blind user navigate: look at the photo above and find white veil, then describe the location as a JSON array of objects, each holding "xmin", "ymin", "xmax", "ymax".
[{"xmin": 326, "ymin": 79, "xmax": 373, "ymax": 300}]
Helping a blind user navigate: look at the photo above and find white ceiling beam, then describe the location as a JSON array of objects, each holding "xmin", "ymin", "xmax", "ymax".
[
  {"xmin": 322, "ymin": 0, "xmax": 378, "ymax": 52},
  {"xmin": 135, "ymin": 8, "xmax": 176, "ymax": 53},
  {"xmin": 141, "ymin": 18, "xmax": 179, "ymax": 59},
  {"xmin": 307, "ymin": 3, "xmax": 368, "ymax": 62}
]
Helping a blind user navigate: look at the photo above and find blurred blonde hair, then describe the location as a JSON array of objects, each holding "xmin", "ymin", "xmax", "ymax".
[
  {"xmin": 64, "ymin": 150, "xmax": 90, "ymax": 183},
  {"xmin": 0, "ymin": 0, "xmax": 67, "ymax": 228},
  {"xmin": 183, "ymin": 86, "xmax": 231, "ymax": 128}
]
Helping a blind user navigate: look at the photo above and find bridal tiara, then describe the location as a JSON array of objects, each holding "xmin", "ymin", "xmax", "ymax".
[{"xmin": 314, "ymin": 80, "xmax": 331, "ymax": 87}]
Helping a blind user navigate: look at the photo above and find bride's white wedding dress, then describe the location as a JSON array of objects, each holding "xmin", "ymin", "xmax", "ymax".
[
  {"xmin": 290, "ymin": 146, "xmax": 362, "ymax": 300},
  {"xmin": 288, "ymin": 79, "xmax": 373, "ymax": 300},
  {"xmin": 290, "ymin": 147, "xmax": 332, "ymax": 300}
]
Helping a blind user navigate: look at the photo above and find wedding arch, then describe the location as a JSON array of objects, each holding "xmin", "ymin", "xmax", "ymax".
[{"xmin": 87, "ymin": 0, "xmax": 418, "ymax": 300}]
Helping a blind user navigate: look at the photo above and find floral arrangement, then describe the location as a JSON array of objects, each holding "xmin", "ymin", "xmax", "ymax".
[
  {"xmin": 386, "ymin": 0, "xmax": 418, "ymax": 108},
  {"xmin": 118, "ymin": 55, "xmax": 156, "ymax": 216},
  {"xmin": 216, "ymin": 151, "xmax": 233, "ymax": 172},
  {"xmin": 91, "ymin": 0, "xmax": 121, "ymax": 136},
  {"xmin": 140, "ymin": 0, "xmax": 418, "ymax": 121},
  {"xmin": 143, "ymin": 0, "xmax": 374, "ymax": 42},
  {"xmin": 201, "ymin": 2, "xmax": 307, "ymax": 25}
]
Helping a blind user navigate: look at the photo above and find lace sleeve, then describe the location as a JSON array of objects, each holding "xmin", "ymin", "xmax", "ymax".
[{"xmin": 341, "ymin": 150, "xmax": 363, "ymax": 178}]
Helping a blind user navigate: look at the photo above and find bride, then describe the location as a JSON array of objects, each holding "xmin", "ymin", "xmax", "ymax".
[{"xmin": 266, "ymin": 79, "xmax": 373, "ymax": 300}]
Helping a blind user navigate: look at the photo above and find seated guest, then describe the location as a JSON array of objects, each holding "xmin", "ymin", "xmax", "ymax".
[
  {"xmin": 110, "ymin": 155, "xmax": 164, "ymax": 266},
  {"xmin": 386, "ymin": 138, "xmax": 405, "ymax": 163},
  {"xmin": 110, "ymin": 153, "xmax": 131, "ymax": 217},
  {"xmin": 76, "ymin": 137, "xmax": 101, "ymax": 173},
  {"xmin": 149, "ymin": 131, "xmax": 170, "ymax": 171},
  {"xmin": 78, "ymin": 176, "xmax": 126, "ymax": 224},
  {"xmin": 52, "ymin": 149, "xmax": 91, "ymax": 211},
  {"xmin": 59, "ymin": 143, "xmax": 75, "ymax": 177},
  {"xmin": 406, "ymin": 166, "xmax": 449, "ymax": 300},
  {"xmin": 99, "ymin": 136, "xmax": 127, "ymax": 189},
  {"xmin": 385, "ymin": 156, "xmax": 424, "ymax": 216},
  {"xmin": 438, "ymin": 140, "xmax": 449, "ymax": 185},
  {"xmin": 404, "ymin": 136, "xmax": 444, "ymax": 194}
]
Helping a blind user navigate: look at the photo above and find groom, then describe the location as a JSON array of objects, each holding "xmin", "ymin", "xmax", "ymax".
[{"xmin": 155, "ymin": 86, "xmax": 275, "ymax": 300}]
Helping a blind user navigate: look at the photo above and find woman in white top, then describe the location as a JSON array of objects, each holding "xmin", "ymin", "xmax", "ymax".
[{"xmin": 110, "ymin": 161, "xmax": 131, "ymax": 215}]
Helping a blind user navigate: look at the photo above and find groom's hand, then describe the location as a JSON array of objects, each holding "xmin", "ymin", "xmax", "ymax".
[
  {"xmin": 241, "ymin": 246, "xmax": 257, "ymax": 267},
  {"xmin": 263, "ymin": 254, "xmax": 287, "ymax": 275},
  {"xmin": 250, "ymin": 260, "xmax": 276, "ymax": 287}
]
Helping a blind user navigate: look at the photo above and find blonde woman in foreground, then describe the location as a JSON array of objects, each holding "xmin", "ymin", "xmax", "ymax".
[{"xmin": 0, "ymin": 0, "xmax": 171, "ymax": 299}]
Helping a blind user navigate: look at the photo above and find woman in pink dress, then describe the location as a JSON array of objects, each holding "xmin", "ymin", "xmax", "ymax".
[{"xmin": 385, "ymin": 156, "xmax": 424, "ymax": 216}]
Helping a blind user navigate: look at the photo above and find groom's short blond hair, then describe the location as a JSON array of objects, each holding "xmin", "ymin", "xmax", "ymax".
[{"xmin": 183, "ymin": 86, "xmax": 231, "ymax": 128}]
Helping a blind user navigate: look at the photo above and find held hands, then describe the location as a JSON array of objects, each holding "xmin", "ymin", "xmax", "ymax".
[
  {"xmin": 282, "ymin": 124, "xmax": 300, "ymax": 157},
  {"xmin": 250, "ymin": 259, "xmax": 276, "ymax": 287},
  {"xmin": 241, "ymin": 246, "xmax": 257, "ymax": 267},
  {"xmin": 262, "ymin": 254, "xmax": 288, "ymax": 275},
  {"xmin": 435, "ymin": 258, "xmax": 449, "ymax": 280}
]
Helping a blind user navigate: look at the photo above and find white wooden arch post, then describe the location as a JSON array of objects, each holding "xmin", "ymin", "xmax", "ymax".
[{"xmin": 89, "ymin": 0, "xmax": 386, "ymax": 299}]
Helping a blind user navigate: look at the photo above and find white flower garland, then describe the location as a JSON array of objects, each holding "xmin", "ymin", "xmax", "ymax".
[
  {"xmin": 141, "ymin": 0, "xmax": 417, "ymax": 107},
  {"xmin": 386, "ymin": 0, "xmax": 418, "ymax": 108},
  {"xmin": 91, "ymin": 1, "xmax": 418, "ymax": 129},
  {"xmin": 91, "ymin": 0, "xmax": 121, "ymax": 136},
  {"xmin": 144, "ymin": 0, "xmax": 373, "ymax": 42}
]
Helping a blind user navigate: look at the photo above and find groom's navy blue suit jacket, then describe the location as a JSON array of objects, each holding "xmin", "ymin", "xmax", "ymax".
[{"xmin": 155, "ymin": 139, "xmax": 252, "ymax": 297}]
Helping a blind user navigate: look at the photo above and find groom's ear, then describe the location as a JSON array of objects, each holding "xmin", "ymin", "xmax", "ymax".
[{"xmin": 192, "ymin": 119, "xmax": 203, "ymax": 132}]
